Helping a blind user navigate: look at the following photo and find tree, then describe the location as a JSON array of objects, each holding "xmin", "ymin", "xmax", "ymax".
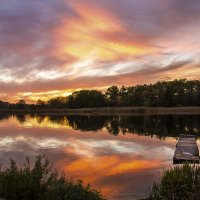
[
  {"xmin": 1, "ymin": 79, "xmax": 200, "ymax": 109},
  {"xmin": 105, "ymin": 86, "xmax": 119, "ymax": 106},
  {"xmin": 119, "ymin": 86, "xmax": 128, "ymax": 106},
  {"xmin": 15, "ymin": 99, "xmax": 26, "ymax": 109},
  {"xmin": 0, "ymin": 101, "xmax": 9, "ymax": 109},
  {"xmin": 36, "ymin": 99, "xmax": 46, "ymax": 108},
  {"xmin": 47, "ymin": 97, "xmax": 67, "ymax": 109},
  {"xmin": 66, "ymin": 90, "xmax": 105, "ymax": 108}
]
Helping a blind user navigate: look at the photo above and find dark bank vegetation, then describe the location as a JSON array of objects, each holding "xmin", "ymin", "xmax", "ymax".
[
  {"xmin": 0, "ymin": 79, "xmax": 200, "ymax": 109},
  {"xmin": 148, "ymin": 164, "xmax": 200, "ymax": 200},
  {"xmin": 0, "ymin": 155, "xmax": 105, "ymax": 200}
]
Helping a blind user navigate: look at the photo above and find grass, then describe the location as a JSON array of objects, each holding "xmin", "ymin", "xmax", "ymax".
[
  {"xmin": 0, "ymin": 155, "xmax": 106, "ymax": 200},
  {"xmin": 148, "ymin": 164, "xmax": 200, "ymax": 200},
  {"xmin": 1, "ymin": 107, "xmax": 200, "ymax": 116}
]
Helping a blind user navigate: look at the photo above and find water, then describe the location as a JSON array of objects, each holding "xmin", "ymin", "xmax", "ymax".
[{"xmin": 0, "ymin": 114, "xmax": 200, "ymax": 200}]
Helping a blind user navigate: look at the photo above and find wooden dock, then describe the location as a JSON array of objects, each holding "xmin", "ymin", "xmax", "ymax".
[{"xmin": 173, "ymin": 134, "xmax": 199, "ymax": 164}]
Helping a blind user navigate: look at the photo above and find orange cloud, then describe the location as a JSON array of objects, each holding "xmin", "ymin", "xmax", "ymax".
[
  {"xmin": 55, "ymin": 1, "xmax": 152, "ymax": 63},
  {"xmin": 0, "ymin": 0, "xmax": 200, "ymax": 102}
]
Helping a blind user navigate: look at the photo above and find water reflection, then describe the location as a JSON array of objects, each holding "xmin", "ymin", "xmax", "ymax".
[
  {"xmin": 0, "ymin": 114, "xmax": 199, "ymax": 199},
  {"xmin": 12, "ymin": 114, "xmax": 200, "ymax": 138}
]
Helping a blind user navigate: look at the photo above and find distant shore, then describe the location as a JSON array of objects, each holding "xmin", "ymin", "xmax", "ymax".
[{"xmin": 1, "ymin": 107, "xmax": 200, "ymax": 116}]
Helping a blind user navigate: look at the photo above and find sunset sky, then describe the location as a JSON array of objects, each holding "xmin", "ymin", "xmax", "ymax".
[{"xmin": 0, "ymin": 0, "xmax": 200, "ymax": 102}]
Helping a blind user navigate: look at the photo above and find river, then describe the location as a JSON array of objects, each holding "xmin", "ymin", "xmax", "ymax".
[{"xmin": 0, "ymin": 114, "xmax": 199, "ymax": 200}]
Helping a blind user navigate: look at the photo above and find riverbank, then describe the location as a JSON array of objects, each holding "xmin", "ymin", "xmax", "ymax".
[{"xmin": 0, "ymin": 107, "xmax": 200, "ymax": 115}]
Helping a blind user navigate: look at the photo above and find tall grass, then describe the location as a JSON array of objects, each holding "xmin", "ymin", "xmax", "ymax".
[
  {"xmin": 149, "ymin": 164, "xmax": 200, "ymax": 200},
  {"xmin": 0, "ymin": 155, "xmax": 106, "ymax": 200}
]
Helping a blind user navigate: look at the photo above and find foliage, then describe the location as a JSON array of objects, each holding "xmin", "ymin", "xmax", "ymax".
[
  {"xmin": 105, "ymin": 86, "xmax": 120, "ymax": 106},
  {"xmin": 36, "ymin": 99, "xmax": 46, "ymax": 108},
  {"xmin": 15, "ymin": 100, "xmax": 26, "ymax": 109},
  {"xmin": 148, "ymin": 164, "xmax": 200, "ymax": 200},
  {"xmin": 66, "ymin": 90, "xmax": 106, "ymax": 108},
  {"xmin": 0, "ymin": 155, "xmax": 106, "ymax": 200},
  {"xmin": 0, "ymin": 79, "xmax": 200, "ymax": 109},
  {"xmin": 0, "ymin": 101, "xmax": 10, "ymax": 109},
  {"xmin": 104, "ymin": 79, "xmax": 200, "ymax": 107},
  {"xmin": 47, "ymin": 97, "xmax": 67, "ymax": 109}
]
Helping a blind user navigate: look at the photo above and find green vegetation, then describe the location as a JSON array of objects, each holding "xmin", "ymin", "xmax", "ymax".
[
  {"xmin": 105, "ymin": 79, "xmax": 200, "ymax": 107},
  {"xmin": 149, "ymin": 164, "xmax": 200, "ymax": 200},
  {"xmin": 0, "ymin": 79, "xmax": 200, "ymax": 109},
  {"xmin": 67, "ymin": 90, "xmax": 106, "ymax": 108},
  {"xmin": 0, "ymin": 155, "xmax": 105, "ymax": 200}
]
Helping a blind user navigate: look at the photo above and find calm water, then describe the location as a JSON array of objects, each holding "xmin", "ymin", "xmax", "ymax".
[{"xmin": 0, "ymin": 114, "xmax": 200, "ymax": 200}]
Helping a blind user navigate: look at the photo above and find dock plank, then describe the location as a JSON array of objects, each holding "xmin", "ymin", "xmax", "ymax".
[{"xmin": 173, "ymin": 134, "xmax": 199, "ymax": 164}]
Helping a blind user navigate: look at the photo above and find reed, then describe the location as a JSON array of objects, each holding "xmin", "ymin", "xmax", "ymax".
[
  {"xmin": 0, "ymin": 155, "xmax": 106, "ymax": 200},
  {"xmin": 149, "ymin": 164, "xmax": 200, "ymax": 200}
]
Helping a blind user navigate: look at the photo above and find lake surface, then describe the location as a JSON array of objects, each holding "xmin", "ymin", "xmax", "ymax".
[{"xmin": 0, "ymin": 114, "xmax": 200, "ymax": 200}]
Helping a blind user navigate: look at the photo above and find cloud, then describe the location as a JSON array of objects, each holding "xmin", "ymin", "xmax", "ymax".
[
  {"xmin": 0, "ymin": 0, "xmax": 77, "ymax": 77},
  {"xmin": 0, "ymin": 0, "xmax": 200, "ymax": 101},
  {"xmin": 1, "ymin": 56, "xmax": 198, "ymax": 103}
]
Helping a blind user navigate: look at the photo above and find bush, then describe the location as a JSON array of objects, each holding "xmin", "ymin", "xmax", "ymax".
[
  {"xmin": 149, "ymin": 164, "xmax": 200, "ymax": 200},
  {"xmin": 0, "ymin": 155, "xmax": 106, "ymax": 200}
]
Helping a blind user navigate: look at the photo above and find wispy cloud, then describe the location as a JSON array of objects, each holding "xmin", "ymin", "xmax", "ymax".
[{"xmin": 0, "ymin": 0, "xmax": 200, "ymax": 101}]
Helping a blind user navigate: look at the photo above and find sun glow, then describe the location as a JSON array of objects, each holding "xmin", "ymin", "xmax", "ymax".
[
  {"xmin": 0, "ymin": 0, "xmax": 199, "ymax": 102},
  {"xmin": 56, "ymin": 2, "xmax": 152, "ymax": 62}
]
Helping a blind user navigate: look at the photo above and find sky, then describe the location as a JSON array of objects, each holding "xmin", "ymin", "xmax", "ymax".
[{"xmin": 0, "ymin": 0, "xmax": 200, "ymax": 102}]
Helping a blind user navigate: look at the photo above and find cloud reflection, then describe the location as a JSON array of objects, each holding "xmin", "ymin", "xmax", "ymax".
[{"xmin": 0, "ymin": 115, "xmax": 177, "ymax": 199}]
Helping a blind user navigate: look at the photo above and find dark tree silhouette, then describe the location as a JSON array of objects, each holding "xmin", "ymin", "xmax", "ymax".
[
  {"xmin": 66, "ymin": 90, "xmax": 106, "ymax": 108},
  {"xmin": 0, "ymin": 79, "xmax": 200, "ymax": 109}
]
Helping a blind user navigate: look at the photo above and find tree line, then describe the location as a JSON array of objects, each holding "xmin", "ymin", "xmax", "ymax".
[{"xmin": 0, "ymin": 79, "xmax": 200, "ymax": 109}]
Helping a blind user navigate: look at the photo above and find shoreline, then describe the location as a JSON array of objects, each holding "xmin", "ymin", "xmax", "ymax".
[{"xmin": 0, "ymin": 107, "xmax": 200, "ymax": 116}]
